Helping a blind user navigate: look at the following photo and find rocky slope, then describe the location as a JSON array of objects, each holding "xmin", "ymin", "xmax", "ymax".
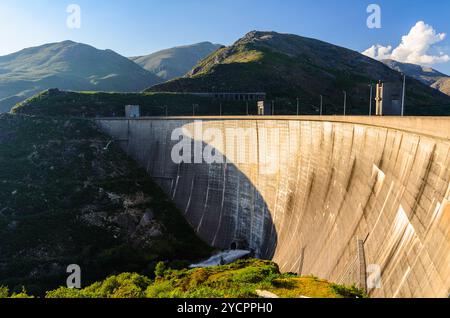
[
  {"xmin": 432, "ymin": 77, "xmax": 450, "ymax": 95},
  {"xmin": 383, "ymin": 59, "xmax": 450, "ymax": 96}
]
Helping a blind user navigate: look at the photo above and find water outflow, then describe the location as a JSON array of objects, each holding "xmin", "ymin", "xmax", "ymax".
[{"xmin": 190, "ymin": 250, "xmax": 251, "ymax": 268}]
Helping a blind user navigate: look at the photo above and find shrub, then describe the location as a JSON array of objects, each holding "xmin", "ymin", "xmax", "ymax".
[
  {"xmin": 47, "ymin": 273, "xmax": 151, "ymax": 298},
  {"xmin": 10, "ymin": 287, "xmax": 34, "ymax": 298},
  {"xmin": 189, "ymin": 269, "xmax": 210, "ymax": 289},
  {"xmin": 232, "ymin": 263, "xmax": 278, "ymax": 284},
  {"xmin": 155, "ymin": 262, "xmax": 166, "ymax": 278},
  {"xmin": 0, "ymin": 286, "xmax": 9, "ymax": 298},
  {"xmin": 46, "ymin": 287, "xmax": 87, "ymax": 299},
  {"xmin": 331, "ymin": 284, "xmax": 367, "ymax": 298},
  {"xmin": 146, "ymin": 281, "xmax": 174, "ymax": 298},
  {"xmin": 85, "ymin": 273, "xmax": 150, "ymax": 298},
  {"xmin": 109, "ymin": 284, "xmax": 145, "ymax": 298}
]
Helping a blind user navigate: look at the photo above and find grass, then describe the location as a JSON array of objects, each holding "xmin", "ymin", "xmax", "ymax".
[
  {"xmin": 29, "ymin": 259, "xmax": 367, "ymax": 299},
  {"xmin": 269, "ymin": 277, "xmax": 347, "ymax": 298},
  {"xmin": 223, "ymin": 50, "xmax": 264, "ymax": 64}
]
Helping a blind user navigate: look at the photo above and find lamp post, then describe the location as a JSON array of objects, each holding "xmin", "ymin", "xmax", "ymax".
[
  {"xmin": 343, "ymin": 91, "xmax": 347, "ymax": 116},
  {"xmin": 401, "ymin": 74, "xmax": 406, "ymax": 116},
  {"xmin": 296, "ymin": 97, "xmax": 299, "ymax": 116},
  {"xmin": 369, "ymin": 84, "xmax": 373, "ymax": 116},
  {"xmin": 320, "ymin": 95, "xmax": 323, "ymax": 116}
]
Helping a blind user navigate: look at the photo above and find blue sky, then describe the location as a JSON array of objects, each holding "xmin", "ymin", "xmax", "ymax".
[{"xmin": 1, "ymin": 0, "xmax": 450, "ymax": 73}]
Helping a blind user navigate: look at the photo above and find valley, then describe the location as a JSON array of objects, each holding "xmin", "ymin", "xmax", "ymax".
[{"xmin": 1, "ymin": 29, "xmax": 450, "ymax": 299}]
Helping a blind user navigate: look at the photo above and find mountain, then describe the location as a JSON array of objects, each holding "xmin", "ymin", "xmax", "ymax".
[
  {"xmin": 148, "ymin": 31, "xmax": 450, "ymax": 114},
  {"xmin": 432, "ymin": 77, "xmax": 450, "ymax": 96},
  {"xmin": 382, "ymin": 59, "xmax": 448, "ymax": 85},
  {"xmin": 382, "ymin": 59, "xmax": 450, "ymax": 96},
  {"xmin": 0, "ymin": 41, "xmax": 161, "ymax": 112},
  {"xmin": 130, "ymin": 42, "xmax": 222, "ymax": 81}
]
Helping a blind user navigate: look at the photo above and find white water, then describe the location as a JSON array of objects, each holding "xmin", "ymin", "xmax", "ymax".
[{"xmin": 189, "ymin": 250, "xmax": 251, "ymax": 268}]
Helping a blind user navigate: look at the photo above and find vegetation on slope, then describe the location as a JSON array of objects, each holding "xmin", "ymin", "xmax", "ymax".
[
  {"xmin": 148, "ymin": 31, "xmax": 450, "ymax": 115},
  {"xmin": 0, "ymin": 41, "xmax": 161, "ymax": 112},
  {"xmin": 11, "ymin": 89, "xmax": 253, "ymax": 117},
  {"xmin": 0, "ymin": 113, "xmax": 211, "ymax": 295},
  {"xmin": 0, "ymin": 259, "xmax": 366, "ymax": 298},
  {"xmin": 130, "ymin": 42, "xmax": 222, "ymax": 81}
]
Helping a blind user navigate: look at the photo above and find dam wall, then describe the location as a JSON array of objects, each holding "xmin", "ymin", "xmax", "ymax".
[{"xmin": 97, "ymin": 116, "xmax": 450, "ymax": 298}]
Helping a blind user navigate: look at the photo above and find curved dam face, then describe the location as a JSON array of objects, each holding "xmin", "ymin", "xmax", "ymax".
[{"xmin": 97, "ymin": 116, "xmax": 450, "ymax": 298}]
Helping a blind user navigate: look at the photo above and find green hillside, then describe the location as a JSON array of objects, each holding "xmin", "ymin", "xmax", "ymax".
[
  {"xmin": 0, "ymin": 113, "xmax": 211, "ymax": 295},
  {"xmin": 148, "ymin": 31, "xmax": 450, "ymax": 115},
  {"xmin": 0, "ymin": 41, "xmax": 161, "ymax": 113},
  {"xmin": 130, "ymin": 42, "xmax": 222, "ymax": 81},
  {"xmin": 11, "ymin": 89, "xmax": 252, "ymax": 117},
  {"xmin": 0, "ymin": 259, "xmax": 366, "ymax": 298}
]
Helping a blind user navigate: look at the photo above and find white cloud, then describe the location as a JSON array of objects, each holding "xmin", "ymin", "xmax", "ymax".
[
  {"xmin": 362, "ymin": 21, "xmax": 450, "ymax": 65},
  {"xmin": 363, "ymin": 44, "xmax": 393, "ymax": 60}
]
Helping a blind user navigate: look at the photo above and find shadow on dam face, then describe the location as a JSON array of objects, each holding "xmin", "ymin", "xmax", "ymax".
[
  {"xmin": 97, "ymin": 116, "xmax": 450, "ymax": 298},
  {"xmin": 158, "ymin": 143, "xmax": 278, "ymax": 260},
  {"xmin": 97, "ymin": 118, "xmax": 278, "ymax": 260}
]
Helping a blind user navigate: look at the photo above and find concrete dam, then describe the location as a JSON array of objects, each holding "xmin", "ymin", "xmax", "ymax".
[{"xmin": 97, "ymin": 116, "xmax": 450, "ymax": 298}]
